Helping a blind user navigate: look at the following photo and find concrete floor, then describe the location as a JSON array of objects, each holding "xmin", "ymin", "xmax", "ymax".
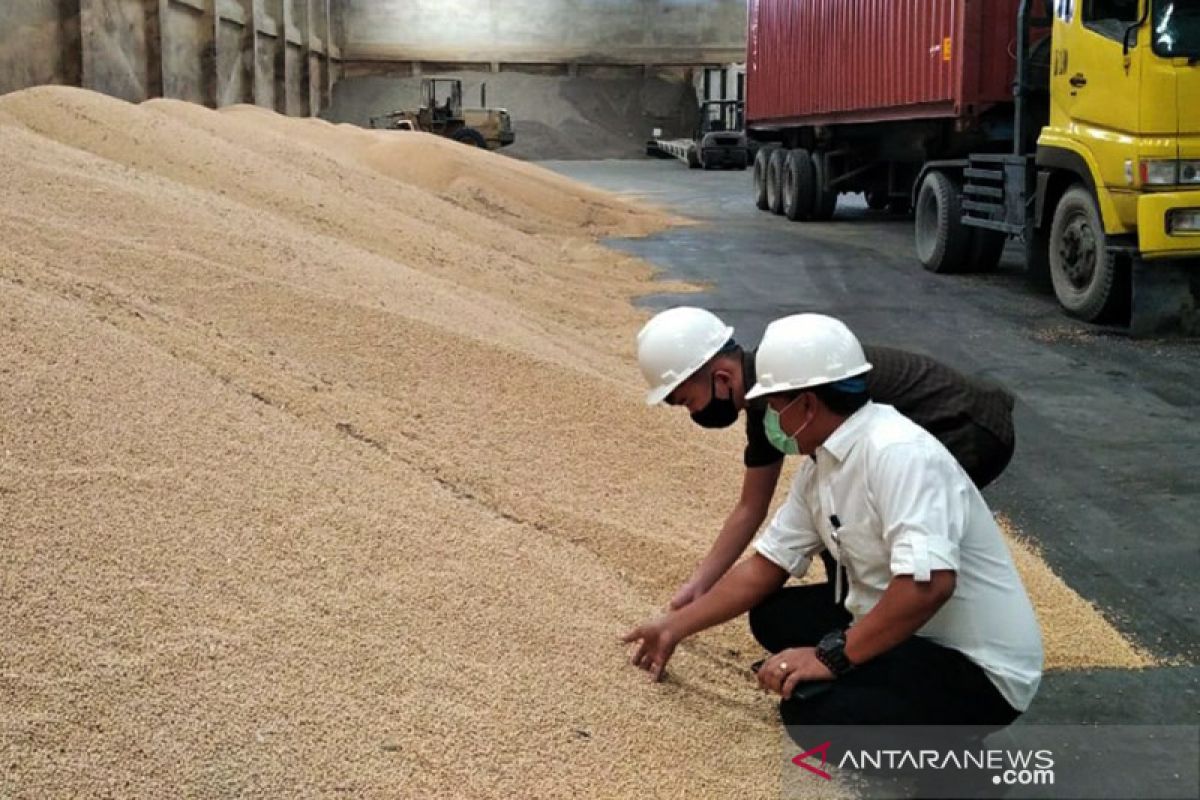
[{"xmin": 546, "ymin": 159, "xmax": 1199, "ymax": 726}]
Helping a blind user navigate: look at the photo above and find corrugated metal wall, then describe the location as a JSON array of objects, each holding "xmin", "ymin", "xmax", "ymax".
[
  {"xmin": 1, "ymin": 0, "xmax": 345, "ymax": 117},
  {"xmin": 747, "ymin": 0, "xmax": 1021, "ymax": 127}
]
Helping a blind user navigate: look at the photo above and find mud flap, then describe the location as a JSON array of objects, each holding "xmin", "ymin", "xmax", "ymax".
[{"xmin": 1130, "ymin": 257, "xmax": 1200, "ymax": 338}]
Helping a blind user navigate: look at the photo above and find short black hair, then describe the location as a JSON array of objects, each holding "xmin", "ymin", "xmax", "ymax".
[
  {"xmin": 716, "ymin": 338, "xmax": 741, "ymax": 357},
  {"xmin": 701, "ymin": 339, "xmax": 743, "ymax": 375},
  {"xmin": 774, "ymin": 383, "xmax": 870, "ymax": 417}
]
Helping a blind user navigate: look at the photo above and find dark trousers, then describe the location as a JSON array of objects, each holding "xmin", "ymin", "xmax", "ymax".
[{"xmin": 749, "ymin": 583, "xmax": 1021, "ymax": 728}]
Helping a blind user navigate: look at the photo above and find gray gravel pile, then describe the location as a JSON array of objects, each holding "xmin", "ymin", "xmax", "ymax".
[{"xmin": 325, "ymin": 70, "xmax": 699, "ymax": 160}]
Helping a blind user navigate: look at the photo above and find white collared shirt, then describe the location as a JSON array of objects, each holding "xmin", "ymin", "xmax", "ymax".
[{"xmin": 754, "ymin": 402, "xmax": 1044, "ymax": 712}]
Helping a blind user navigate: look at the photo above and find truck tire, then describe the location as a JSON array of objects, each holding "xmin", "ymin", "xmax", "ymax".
[
  {"xmin": 753, "ymin": 147, "xmax": 773, "ymax": 210},
  {"xmin": 1048, "ymin": 185, "xmax": 1123, "ymax": 322},
  {"xmin": 766, "ymin": 148, "xmax": 787, "ymax": 215},
  {"xmin": 782, "ymin": 149, "xmax": 816, "ymax": 221},
  {"xmin": 451, "ymin": 127, "xmax": 487, "ymax": 148},
  {"xmin": 966, "ymin": 228, "xmax": 1006, "ymax": 272},
  {"xmin": 914, "ymin": 170, "xmax": 971, "ymax": 274},
  {"xmin": 865, "ymin": 189, "xmax": 889, "ymax": 211},
  {"xmin": 687, "ymin": 146, "xmax": 702, "ymax": 169},
  {"xmin": 810, "ymin": 151, "xmax": 838, "ymax": 221}
]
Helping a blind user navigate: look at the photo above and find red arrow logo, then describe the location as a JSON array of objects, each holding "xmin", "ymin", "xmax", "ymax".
[{"xmin": 791, "ymin": 741, "xmax": 833, "ymax": 780}]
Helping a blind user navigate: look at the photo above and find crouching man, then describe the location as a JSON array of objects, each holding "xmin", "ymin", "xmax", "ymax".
[{"xmin": 623, "ymin": 313, "xmax": 1043, "ymax": 729}]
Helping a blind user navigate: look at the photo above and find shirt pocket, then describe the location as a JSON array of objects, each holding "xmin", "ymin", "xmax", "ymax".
[{"xmin": 833, "ymin": 523, "xmax": 893, "ymax": 589}]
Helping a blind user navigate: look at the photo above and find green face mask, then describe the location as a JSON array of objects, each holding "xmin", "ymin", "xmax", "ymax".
[{"xmin": 764, "ymin": 406, "xmax": 801, "ymax": 456}]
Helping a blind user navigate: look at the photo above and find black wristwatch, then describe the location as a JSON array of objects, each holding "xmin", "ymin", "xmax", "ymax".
[{"xmin": 815, "ymin": 629, "xmax": 855, "ymax": 677}]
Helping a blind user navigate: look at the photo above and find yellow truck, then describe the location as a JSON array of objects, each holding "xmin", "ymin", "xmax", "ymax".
[
  {"xmin": 927, "ymin": 0, "xmax": 1200, "ymax": 334},
  {"xmin": 748, "ymin": 0, "xmax": 1199, "ymax": 334},
  {"xmin": 1026, "ymin": 0, "xmax": 1200, "ymax": 333}
]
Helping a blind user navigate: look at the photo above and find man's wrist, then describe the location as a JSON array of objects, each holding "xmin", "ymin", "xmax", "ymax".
[
  {"xmin": 842, "ymin": 626, "xmax": 867, "ymax": 665},
  {"xmin": 815, "ymin": 629, "xmax": 856, "ymax": 677},
  {"xmin": 667, "ymin": 603, "xmax": 706, "ymax": 643}
]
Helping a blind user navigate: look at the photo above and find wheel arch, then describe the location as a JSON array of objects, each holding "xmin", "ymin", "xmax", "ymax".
[{"xmin": 1035, "ymin": 143, "xmax": 1125, "ymax": 235}]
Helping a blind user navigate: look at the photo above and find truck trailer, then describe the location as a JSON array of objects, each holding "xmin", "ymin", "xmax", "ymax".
[
  {"xmin": 746, "ymin": 0, "xmax": 1200, "ymax": 334},
  {"xmin": 646, "ymin": 100, "xmax": 753, "ymax": 169}
]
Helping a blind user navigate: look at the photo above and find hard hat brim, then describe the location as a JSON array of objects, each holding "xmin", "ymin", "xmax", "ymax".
[
  {"xmin": 645, "ymin": 384, "xmax": 676, "ymax": 406},
  {"xmin": 745, "ymin": 362, "xmax": 873, "ymax": 401}
]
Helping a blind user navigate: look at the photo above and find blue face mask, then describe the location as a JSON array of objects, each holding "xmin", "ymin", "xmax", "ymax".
[{"xmin": 763, "ymin": 396, "xmax": 810, "ymax": 455}]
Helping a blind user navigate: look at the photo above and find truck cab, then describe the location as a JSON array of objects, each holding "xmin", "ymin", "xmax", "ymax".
[
  {"xmin": 695, "ymin": 100, "xmax": 751, "ymax": 169},
  {"xmin": 1034, "ymin": 0, "xmax": 1200, "ymax": 330}
]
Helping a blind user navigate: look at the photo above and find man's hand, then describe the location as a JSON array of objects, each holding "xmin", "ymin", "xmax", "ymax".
[
  {"xmin": 624, "ymin": 555, "xmax": 790, "ymax": 685},
  {"xmin": 757, "ymin": 647, "xmax": 834, "ymax": 698},
  {"xmin": 669, "ymin": 576, "xmax": 711, "ymax": 610},
  {"xmin": 621, "ymin": 617, "xmax": 679, "ymax": 681}
]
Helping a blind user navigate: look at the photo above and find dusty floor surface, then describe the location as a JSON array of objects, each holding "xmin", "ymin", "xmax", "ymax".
[{"xmin": 0, "ymin": 88, "xmax": 1152, "ymax": 798}]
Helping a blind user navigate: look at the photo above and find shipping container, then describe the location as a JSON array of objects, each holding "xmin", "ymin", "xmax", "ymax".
[
  {"xmin": 746, "ymin": 0, "xmax": 1023, "ymax": 128},
  {"xmin": 745, "ymin": 0, "xmax": 1047, "ymax": 230}
]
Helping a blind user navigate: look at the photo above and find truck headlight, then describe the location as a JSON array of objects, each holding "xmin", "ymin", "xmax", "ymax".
[
  {"xmin": 1167, "ymin": 209, "xmax": 1200, "ymax": 234},
  {"xmin": 1139, "ymin": 159, "xmax": 1200, "ymax": 186},
  {"xmin": 1141, "ymin": 159, "xmax": 1179, "ymax": 185}
]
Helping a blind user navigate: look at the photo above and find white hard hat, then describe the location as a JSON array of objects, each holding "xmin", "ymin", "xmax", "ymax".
[
  {"xmin": 637, "ymin": 307, "xmax": 735, "ymax": 405},
  {"xmin": 745, "ymin": 314, "xmax": 872, "ymax": 400}
]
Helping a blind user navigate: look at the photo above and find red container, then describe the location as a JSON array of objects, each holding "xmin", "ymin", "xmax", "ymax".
[{"xmin": 746, "ymin": 0, "xmax": 1023, "ymax": 129}]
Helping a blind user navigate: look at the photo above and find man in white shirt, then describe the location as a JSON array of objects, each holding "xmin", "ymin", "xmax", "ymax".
[
  {"xmin": 634, "ymin": 306, "xmax": 1016, "ymax": 612},
  {"xmin": 623, "ymin": 314, "xmax": 1043, "ymax": 728}
]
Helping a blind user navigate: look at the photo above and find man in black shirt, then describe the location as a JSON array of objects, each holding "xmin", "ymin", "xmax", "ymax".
[{"xmin": 636, "ymin": 306, "xmax": 1016, "ymax": 610}]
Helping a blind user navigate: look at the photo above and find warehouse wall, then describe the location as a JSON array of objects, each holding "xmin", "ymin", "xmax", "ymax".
[
  {"xmin": 342, "ymin": 0, "xmax": 746, "ymax": 72},
  {"xmin": 1, "ymin": 1, "xmax": 84, "ymax": 91},
  {"xmin": 0, "ymin": 0, "xmax": 345, "ymax": 116}
]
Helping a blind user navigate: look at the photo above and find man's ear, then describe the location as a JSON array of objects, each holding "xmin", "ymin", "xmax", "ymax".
[
  {"xmin": 711, "ymin": 367, "xmax": 731, "ymax": 389},
  {"xmin": 802, "ymin": 391, "xmax": 822, "ymax": 418}
]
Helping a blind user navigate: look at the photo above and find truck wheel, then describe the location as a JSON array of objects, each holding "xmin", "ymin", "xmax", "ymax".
[
  {"xmin": 810, "ymin": 152, "xmax": 838, "ymax": 221},
  {"xmin": 753, "ymin": 147, "xmax": 773, "ymax": 210},
  {"xmin": 766, "ymin": 148, "xmax": 787, "ymax": 215},
  {"xmin": 783, "ymin": 149, "xmax": 816, "ymax": 221},
  {"xmin": 914, "ymin": 170, "xmax": 971, "ymax": 274},
  {"xmin": 966, "ymin": 228, "xmax": 1006, "ymax": 272},
  {"xmin": 451, "ymin": 127, "xmax": 488, "ymax": 148},
  {"xmin": 687, "ymin": 146, "xmax": 702, "ymax": 169},
  {"xmin": 1049, "ymin": 185, "xmax": 1123, "ymax": 322},
  {"xmin": 865, "ymin": 189, "xmax": 889, "ymax": 211}
]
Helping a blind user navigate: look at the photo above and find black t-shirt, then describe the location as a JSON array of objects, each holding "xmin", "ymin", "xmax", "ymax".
[{"xmin": 742, "ymin": 345, "xmax": 1015, "ymax": 471}]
